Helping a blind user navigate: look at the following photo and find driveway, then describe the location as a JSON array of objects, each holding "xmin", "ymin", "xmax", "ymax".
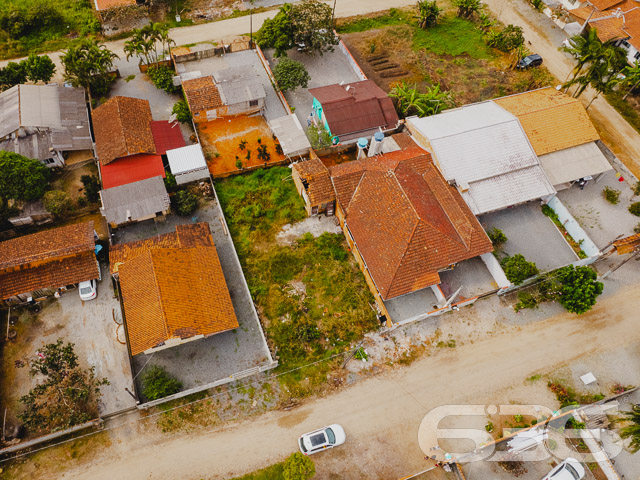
[{"xmin": 51, "ymin": 281, "xmax": 640, "ymax": 480}]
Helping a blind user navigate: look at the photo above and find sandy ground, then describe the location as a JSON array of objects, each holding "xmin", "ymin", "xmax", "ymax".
[{"xmin": 31, "ymin": 281, "xmax": 640, "ymax": 480}]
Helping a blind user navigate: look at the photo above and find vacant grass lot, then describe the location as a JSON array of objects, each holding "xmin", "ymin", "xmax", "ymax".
[
  {"xmin": 337, "ymin": 6, "xmax": 555, "ymax": 105},
  {"xmin": 216, "ymin": 168, "xmax": 378, "ymax": 397},
  {"xmin": 0, "ymin": 0, "xmax": 100, "ymax": 59}
]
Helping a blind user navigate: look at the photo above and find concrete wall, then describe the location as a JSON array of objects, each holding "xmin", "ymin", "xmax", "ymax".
[
  {"xmin": 545, "ymin": 195, "xmax": 600, "ymax": 257},
  {"xmin": 291, "ymin": 166, "xmax": 313, "ymax": 216},
  {"xmin": 175, "ymin": 167, "xmax": 210, "ymax": 185},
  {"xmin": 480, "ymin": 252, "xmax": 511, "ymax": 290},
  {"xmin": 337, "ymin": 37, "xmax": 367, "ymax": 81}
]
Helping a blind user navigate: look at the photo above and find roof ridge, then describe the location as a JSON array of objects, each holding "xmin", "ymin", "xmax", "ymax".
[
  {"xmin": 148, "ymin": 249, "xmax": 171, "ymax": 341},
  {"xmin": 385, "ymin": 219, "xmax": 421, "ymax": 298}
]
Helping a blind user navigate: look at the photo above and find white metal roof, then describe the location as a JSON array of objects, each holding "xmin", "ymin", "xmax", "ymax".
[
  {"xmin": 538, "ymin": 142, "xmax": 612, "ymax": 186},
  {"xmin": 19, "ymin": 84, "xmax": 62, "ymax": 129},
  {"xmin": 166, "ymin": 144, "xmax": 208, "ymax": 175},
  {"xmin": 407, "ymin": 104, "xmax": 556, "ymax": 215},
  {"xmin": 268, "ymin": 114, "xmax": 311, "ymax": 156},
  {"xmin": 0, "ymin": 85, "xmax": 21, "ymax": 138}
]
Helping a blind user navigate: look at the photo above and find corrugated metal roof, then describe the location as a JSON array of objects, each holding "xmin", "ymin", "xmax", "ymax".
[
  {"xmin": 407, "ymin": 103, "xmax": 556, "ymax": 215},
  {"xmin": 100, "ymin": 153, "xmax": 165, "ymax": 189},
  {"xmin": 268, "ymin": 114, "xmax": 311, "ymax": 156},
  {"xmin": 52, "ymin": 85, "xmax": 93, "ymax": 151},
  {"xmin": 20, "ymin": 85, "xmax": 62, "ymax": 129},
  {"xmin": 166, "ymin": 144, "xmax": 207, "ymax": 175},
  {"xmin": 0, "ymin": 131, "xmax": 53, "ymax": 160},
  {"xmin": 0, "ymin": 86, "xmax": 20, "ymax": 138},
  {"xmin": 100, "ymin": 176, "xmax": 170, "ymax": 225},
  {"xmin": 539, "ymin": 142, "xmax": 613, "ymax": 186}
]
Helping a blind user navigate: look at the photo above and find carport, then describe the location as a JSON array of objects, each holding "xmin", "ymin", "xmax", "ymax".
[{"xmin": 268, "ymin": 114, "xmax": 311, "ymax": 158}]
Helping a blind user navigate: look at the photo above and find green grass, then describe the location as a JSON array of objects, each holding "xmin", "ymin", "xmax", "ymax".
[
  {"xmin": 605, "ymin": 91, "xmax": 640, "ymax": 135},
  {"xmin": 413, "ymin": 16, "xmax": 495, "ymax": 59},
  {"xmin": 216, "ymin": 168, "xmax": 378, "ymax": 396},
  {"xmin": 0, "ymin": 0, "xmax": 100, "ymax": 59},
  {"xmin": 229, "ymin": 463, "xmax": 285, "ymax": 480},
  {"xmin": 336, "ymin": 7, "xmax": 411, "ymax": 33}
]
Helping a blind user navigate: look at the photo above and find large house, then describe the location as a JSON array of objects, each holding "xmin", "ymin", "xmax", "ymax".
[
  {"xmin": 110, "ymin": 223, "xmax": 238, "ymax": 356},
  {"xmin": 295, "ymin": 146, "xmax": 493, "ymax": 323},
  {"xmin": 308, "ymin": 80, "xmax": 399, "ymax": 143},
  {"xmin": 0, "ymin": 84, "xmax": 93, "ymax": 167},
  {"xmin": 0, "ymin": 221, "xmax": 99, "ymax": 304}
]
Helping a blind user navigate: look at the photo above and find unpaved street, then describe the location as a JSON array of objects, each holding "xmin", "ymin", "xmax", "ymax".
[{"xmin": 50, "ymin": 283, "xmax": 640, "ymax": 480}]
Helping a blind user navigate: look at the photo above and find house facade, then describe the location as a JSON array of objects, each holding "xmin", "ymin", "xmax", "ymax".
[{"xmin": 292, "ymin": 153, "xmax": 336, "ymax": 216}]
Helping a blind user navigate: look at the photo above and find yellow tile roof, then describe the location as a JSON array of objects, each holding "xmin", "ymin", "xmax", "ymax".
[{"xmin": 494, "ymin": 88, "xmax": 600, "ymax": 156}]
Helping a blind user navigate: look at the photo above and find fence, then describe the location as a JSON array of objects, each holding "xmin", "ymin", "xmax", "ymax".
[{"xmin": 337, "ymin": 36, "xmax": 368, "ymax": 81}]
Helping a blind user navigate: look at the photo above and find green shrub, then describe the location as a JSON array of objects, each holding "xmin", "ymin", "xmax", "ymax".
[
  {"xmin": 629, "ymin": 202, "xmax": 640, "ymax": 216},
  {"xmin": 501, "ymin": 254, "xmax": 539, "ymax": 285},
  {"xmin": 603, "ymin": 186, "xmax": 621, "ymax": 204},
  {"xmin": 307, "ymin": 124, "xmax": 332, "ymax": 149},
  {"xmin": 148, "ymin": 65, "xmax": 179, "ymax": 93},
  {"xmin": 634, "ymin": 223, "xmax": 640, "ymax": 234},
  {"xmin": 634, "ymin": 181, "xmax": 640, "ymax": 196},
  {"xmin": 273, "ymin": 57, "xmax": 310, "ymax": 93},
  {"xmin": 163, "ymin": 171, "xmax": 178, "ymax": 192},
  {"xmin": 43, "ymin": 190, "xmax": 73, "ymax": 219},
  {"xmin": 81, "ymin": 174, "xmax": 101, "ymax": 203},
  {"xmin": 530, "ymin": 0, "xmax": 544, "ymax": 10},
  {"xmin": 485, "ymin": 25, "xmax": 525, "ymax": 52},
  {"xmin": 554, "ymin": 265, "xmax": 603, "ymax": 314},
  {"xmin": 487, "ymin": 227, "xmax": 507, "ymax": 248},
  {"xmin": 171, "ymin": 100, "xmax": 192, "ymax": 123},
  {"xmin": 282, "ymin": 452, "xmax": 315, "ymax": 480},
  {"xmin": 141, "ymin": 365, "xmax": 182, "ymax": 401},
  {"xmin": 173, "ymin": 189, "xmax": 198, "ymax": 216},
  {"xmin": 514, "ymin": 291, "xmax": 538, "ymax": 312}
]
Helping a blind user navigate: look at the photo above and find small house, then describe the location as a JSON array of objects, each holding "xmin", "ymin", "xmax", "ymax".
[
  {"xmin": 292, "ymin": 154, "xmax": 335, "ymax": 216},
  {"xmin": 166, "ymin": 144, "xmax": 209, "ymax": 185}
]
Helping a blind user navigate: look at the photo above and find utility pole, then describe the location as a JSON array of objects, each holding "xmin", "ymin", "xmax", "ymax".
[
  {"xmin": 250, "ymin": 0, "xmax": 254, "ymax": 48},
  {"xmin": 332, "ymin": 0, "xmax": 337, "ymax": 25},
  {"xmin": 601, "ymin": 247, "xmax": 640, "ymax": 279}
]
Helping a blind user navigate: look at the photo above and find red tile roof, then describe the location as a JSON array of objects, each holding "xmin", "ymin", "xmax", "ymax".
[
  {"xmin": 92, "ymin": 96, "xmax": 156, "ymax": 165},
  {"xmin": 571, "ymin": 2, "xmax": 640, "ymax": 50},
  {"xmin": 182, "ymin": 76, "xmax": 223, "ymax": 113},
  {"xmin": 329, "ymin": 148, "xmax": 492, "ymax": 300},
  {"xmin": 292, "ymin": 157, "xmax": 335, "ymax": 205},
  {"xmin": 150, "ymin": 120, "xmax": 186, "ymax": 155},
  {"xmin": 309, "ymin": 80, "xmax": 399, "ymax": 138},
  {"xmin": 100, "ymin": 153, "xmax": 165, "ymax": 189}
]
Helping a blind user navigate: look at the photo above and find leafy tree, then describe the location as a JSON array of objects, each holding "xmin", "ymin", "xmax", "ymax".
[
  {"xmin": 148, "ymin": 65, "xmax": 179, "ymax": 93},
  {"xmin": 125, "ymin": 22, "xmax": 175, "ymax": 66},
  {"xmin": 163, "ymin": 170, "xmax": 178, "ymax": 192},
  {"xmin": 619, "ymin": 404, "xmax": 640, "ymax": 453},
  {"xmin": 621, "ymin": 61, "xmax": 640, "ymax": 100},
  {"xmin": 417, "ymin": 0, "xmax": 441, "ymax": 29},
  {"xmin": 554, "ymin": 265, "xmax": 603, "ymax": 314},
  {"xmin": 172, "ymin": 100, "xmax": 192, "ymax": 123},
  {"xmin": 630, "ymin": 202, "xmax": 640, "ymax": 216},
  {"xmin": 307, "ymin": 124, "xmax": 333, "ymax": 149},
  {"xmin": 173, "ymin": 189, "xmax": 198, "ymax": 216},
  {"xmin": 81, "ymin": 175, "xmax": 101, "ymax": 203},
  {"xmin": 61, "ymin": 38, "xmax": 119, "ymax": 105},
  {"xmin": 141, "ymin": 365, "xmax": 182, "ymax": 401},
  {"xmin": 274, "ymin": 57, "xmax": 311, "ymax": 92},
  {"xmin": 43, "ymin": 190, "xmax": 74, "ymax": 219},
  {"xmin": 18, "ymin": 340, "xmax": 108, "ymax": 433},
  {"xmin": 453, "ymin": 0, "xmax": 482, "ymax": 19},
  {"xmin": 0, "ymin": 61, "xmax": 27, "ymax": 90},
  {"xmin": 501, "ymin": 254, "xmax": 539, "ymax": 285},
  {"xmin": 290, "ymin": 0, "xmax": 339, "ymax": 56},
  {"xmin": 23, "ymin": 53, "xmax": 56, "ymax": 84},
  {"xmin": 389, "ymin": 81, "xmax": 454, "ymax": 118},
  {"xmin": 283, "ymin": 452, "xmax": 315, "ymax": 480},
  {"xmin": 487, "ymin": 228, "xmax": 507, "ymax": 248},
  {"xmin": 486, "ymin": 24, "xmax": 524, "ymax": 53},
  {"xmin": 0, "ymin": 152, "xmax": 50, "ymax": 221},
  {"xmin": 256, "ymin": 4, "xmax": 294, "ymax": 57}
]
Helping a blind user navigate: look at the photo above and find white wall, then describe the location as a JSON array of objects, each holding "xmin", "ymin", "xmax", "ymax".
[
  {"xmin": 545, "ymin": 195, "xmax": 600, "ymax": 257},
  {"xmin": 176, "ymin": 167, "xmax": 210, "ymax": 185}
]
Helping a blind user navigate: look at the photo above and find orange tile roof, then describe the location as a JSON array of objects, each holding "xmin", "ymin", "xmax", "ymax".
[
  {"xmin": 571, "ymin": 3, "xmax": 640, "ymax": 47},
  {"xmin": 494, "ymin": 88, "xmax": 600, "ymax": 156},
  {"xmin": 94, "ymin": 0, "xmax": 137, "ymax": 10},
  {"xmin": 109, "ymin": 222, "xmax": 213, "ymax": 275},
  {"xmin": 590, "ymin": 0, "xmax": 625, "ymax": 10},
  {"xmin": 329, "ymin": 148, "xmax": 492, "ymax": 300},
  {"xmin": 92, "ymin": 96, "xmax": 156, "ymax": 165},
  {"xmin": 0, "ymin": 221, "xmax": 95, "ymax": 270},
  {"xmin": 293, "ymin": 157, "xmax": 335, "ymax": 205},
  {"xmin": 119, "ymin": 245, "xmax": 238, "ymax": 356},
  {"xmin": 182, "ymin": 76, "xmax": 223, "ymax": 113},
  {"xmin": 0, "ymin": 252, "xmax": 99, "ymax": 300}
]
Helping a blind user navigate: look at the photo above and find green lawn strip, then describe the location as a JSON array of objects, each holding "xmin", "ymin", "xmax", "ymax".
[
  {"xmin": 229, "ymin": 462, "xmax": 285, "ymax": 480},
  {"xmin": 216, "ymin": 168, "xmax": 378, "ymax": 394},
  {"xmin": 605, "ymin": 92, "xmax": 640, "ymax": 135},
  {"xmin": 336, "ymin": 7, "xmax": 412, "ymax": 34}
]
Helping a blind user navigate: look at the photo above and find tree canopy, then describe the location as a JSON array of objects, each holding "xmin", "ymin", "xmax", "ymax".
[
  {"xmin": 273, "ymin": 57, "xmax": 311, "ymax": 92},
  {"xmin": 389, "ymin": 81, "xmax": 454, "ymax": 118},
  {"xmin": 124, "ymin": 22, "xmax": 175, "ymax": 66},
  {"xmin": 0, "ymin": 151, "xmax": 49, "ymax": 204},
  {"xmin": 554, "ymin": 265, "xmax": 603, "ymax": 314},
  {"xmin": 18, "ymin": 340, "xmax": 108, "ymax": 433},
  {"xmin": 282, "ymin": 452, "xmax": 316, "ymax": 480},
  {"xmin": 256, "ymin": 4, "xmax": 294, "ymax": 57},
  {"xmin": 501, "ymin": 254, "xmax": 539, "ymax": 285},
  {"xmin": 61, "ymin": 37, "xmax": 118, "ymax": 102},
  {"xmin": 453, "ymin": 0, "xmax": 482, "ymax": 19},
  {"xmin": 23, "ymin": 53, "xmax": 56, "ymax": 83},
  {"xmin": 417, "ymin": 0, "xmax": 441, "ymax": 29}
]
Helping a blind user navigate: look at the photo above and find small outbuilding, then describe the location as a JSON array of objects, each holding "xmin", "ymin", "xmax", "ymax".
[
  {"xmin": 268, "ymin": 114, "xmax": 311, "ymax": 158},
  {"xmin": 99, "ymin": 176, "xmax": 171, "ymax": 228},
  {"xmin": 166, "ymin": 144, "xmax": 210, "ymax": 185}
]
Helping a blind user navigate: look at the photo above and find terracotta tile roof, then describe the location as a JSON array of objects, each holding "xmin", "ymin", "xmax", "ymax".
[
  {"xmin": 494, "ymin": 88, "xmax": 600, "ymax": 156},
  {"xmin": 589, "ymin": 0, "xmax": 625, "ymax": 11},
  {"xmin": 94, "ymin": 0, "xmax": 137, "ymax": 10},
  {"xmin": 309, "ymin": 80, "xmax": 399, "ymax": 137},
  {"xmin": 329, "ymin": 149, "xmax": 492, "ymax": 300},
  {"xmin": 118, "ymin": 238, "xmax": 238, "ymax": 356},
  {"xmin": 171, "ymin": 47, "xmax": 192, "ymax": 57},
  {"xmin": 571, "ymin": 3, "xmax": 640, "ymax": 48},
  {"xmin": 92, "ymin": 96, "xmax": 156, "ymax": 165},
  {"xmin": 293, "ymin": 158, "xmax": 335, "ymax": 205},
  {"xmin": 0, "ymin": 221, "xmax": 95, "ymax": 270},
  {"xmin": 0, "ymin": 252, "xmax": 99, "ymax": 300},
  {"xmin": 182, "ymin": 76, "xmax": 223, "ymax": 113},
  {"xmin": 109, "ymin": 222, "xmax": 212, "ymax": 275}
]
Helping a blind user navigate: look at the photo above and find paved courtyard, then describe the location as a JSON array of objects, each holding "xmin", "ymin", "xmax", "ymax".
[
  {"xmin": 480, "ymin": 202, "xmax": 578, "ymax": 272},
  {"xmin": 439, "ymin": 257, "xmax": 497, "ymax": 299},
  {"xmin": 111, "ymin": 196, "xmax": 274, "ymax": 401},
  {"xmin": 384, "ymin": 287, "xmax": 439, "ymax": 324},
  {"xmin": 263, "ymin": 47, "xmax": 363, "ymax": 130}
]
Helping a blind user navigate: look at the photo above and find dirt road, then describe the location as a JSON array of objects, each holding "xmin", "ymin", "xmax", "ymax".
[{"xmin": 51, "ymin": 283, "xmax": 640, "ymax": 480}]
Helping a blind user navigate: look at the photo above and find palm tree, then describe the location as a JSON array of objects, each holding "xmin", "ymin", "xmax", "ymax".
[
  {"xmin": 562, "ymin": 28, "xmax": 602, "ymax": 86},
  {"xmin": 416, "ymin": 0, "xmax": 441, "ymax": 29},
  {"xmin": 618, "ymin": 404, "xmax": 640, "ymax": 453},
  {"xmin": 622, "ymin": 61, "xmax": 640, "ymax": 100},
  {"xmin": 452, "ymin": 0, "xmax": 482, "ymax": 19}
]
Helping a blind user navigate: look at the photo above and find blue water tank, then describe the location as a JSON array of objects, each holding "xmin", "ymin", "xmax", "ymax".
[
  {"xmin": 374, "ymin": 131, "xmax": 384, "ymax": 142},
  {"xmin": 357, "ymin": 137, "xmax": 368, "ymax": 149}
]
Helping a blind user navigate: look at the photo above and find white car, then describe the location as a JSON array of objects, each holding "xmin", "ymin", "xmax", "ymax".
[
  {"xmin": 542, "ymin": 457, "xmax": 585, "ymax": 480},
  {"xmin": 78, "ymin": 280, "xmax": 97, "ymax": 301},
  {"xmin": 298, "ymin": 424, "xmax": 346, "ymax": 455}
]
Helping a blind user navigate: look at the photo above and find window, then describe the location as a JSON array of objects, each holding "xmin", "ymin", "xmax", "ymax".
[
  {"xmin": 622, "ymin": 40, "xmax": 631, "ymax": 48},
  {"xmin": 635, "ymin": 51, "xmax": 640, "ymax": 60},
  {"xmin": 42, "ymin": 158, "xmax": 56, "ymax": 165},
  {"xmin": 249, "ymin": 99, "xmax": 259, "ymax": 107}
]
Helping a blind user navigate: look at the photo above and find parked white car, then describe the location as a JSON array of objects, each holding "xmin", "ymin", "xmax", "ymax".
[
  {"xmin": 78, "ymin": 280, "xmax": 97, "ymax": 301},
  {"xmin": 542, "ymin": 457, "xmax": 585, "ymax": 480},
  {"xmin": 298, "ymin": 424, "xmax": 346, "ymax": 455}
]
